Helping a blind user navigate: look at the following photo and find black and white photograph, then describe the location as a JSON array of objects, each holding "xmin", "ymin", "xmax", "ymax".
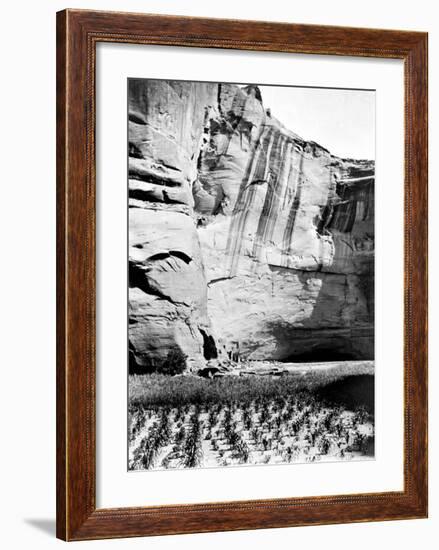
[{"xmin": 128, "ymin": 78, "xmax": 375, "ymax": 471}]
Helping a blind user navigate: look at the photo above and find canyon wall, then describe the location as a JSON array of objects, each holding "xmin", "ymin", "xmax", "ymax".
[{"xmin": 128, "ymin": 79, "xmax": 374, "ymax": 373}]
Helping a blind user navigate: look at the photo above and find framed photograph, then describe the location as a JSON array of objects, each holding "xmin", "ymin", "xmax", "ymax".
[{"xmin": 56, "ymin": 9, "xmax": 428, "ymax": 541}]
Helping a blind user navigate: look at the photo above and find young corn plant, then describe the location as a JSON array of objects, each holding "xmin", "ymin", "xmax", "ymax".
[
  {"xmin": 250, "ymin": 427, "xmax": 262, "ymax": 445},
  {"xmin": 157, "ymin": 409, "xmax": 171, "ymax": 446},
  {"xmin": 174, "ymin": 425, "xmax": 186, "ymax": 446},
  {"xmin": 129, "ymin": 408, "xmax": 145, "ymax": 442},
  {"xmin": 319, "ymin": 436, "xmax": 331, "ymax": 455},
  {"xmin": 260, "ymin": 404, "xmax": 270, "ymax": 425},
  {"xmin": 181, "ymin": 412, "xmax": 203, "ymax": 468},
  {"xmin": 243, "ymin": 408, "xmax": 252, "ymax": 431},
  {"xmin": 208, "ymin": 408, "xmax": 218, "ymax": 429},
  {"xmin": 234, "ymin": 440, "xmax": 250, "ymax": 464},
  {"xmin": 135, "ymin": 424, "xmax": 162, "ymax": 470}
]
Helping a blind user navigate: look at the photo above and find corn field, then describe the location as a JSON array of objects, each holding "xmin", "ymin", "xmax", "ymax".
[{"xmin": 129, "ymin": 385, "xmax": 374, "ymax": 470}]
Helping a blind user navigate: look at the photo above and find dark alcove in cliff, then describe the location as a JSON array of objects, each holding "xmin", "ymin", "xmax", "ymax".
[
  {"xmin": 199, "ymin": 329, "xmax": 218, "ymax": 360},
  {"xmin": 281, "ymin": 348, "xmax": 358, "ymax": 363}
]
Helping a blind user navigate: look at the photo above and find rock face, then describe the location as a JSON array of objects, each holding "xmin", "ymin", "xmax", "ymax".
[{"xmin": 128, "ymin": 79, "xmax": 374, "ymax": 372}]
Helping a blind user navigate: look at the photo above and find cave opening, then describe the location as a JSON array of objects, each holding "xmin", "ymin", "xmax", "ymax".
[{"xmin": 280, "ymin": 348, "xmax": 358, "ymax": 363}]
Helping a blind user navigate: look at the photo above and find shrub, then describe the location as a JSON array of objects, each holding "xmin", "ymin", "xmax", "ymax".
[{"xmin": 160, "ymin": 347, "xmax": 187, "ymax": 376}]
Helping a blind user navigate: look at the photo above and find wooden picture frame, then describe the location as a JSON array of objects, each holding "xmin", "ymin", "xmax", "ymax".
[{"xmin": 56, "ymin": 8, "xmax": 428, "ymax": 541}]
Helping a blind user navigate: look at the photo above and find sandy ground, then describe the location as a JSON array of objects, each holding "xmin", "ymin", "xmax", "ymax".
[{"xmin": 226, "ymin": 360, "xmax": 375, "ymax": 377}]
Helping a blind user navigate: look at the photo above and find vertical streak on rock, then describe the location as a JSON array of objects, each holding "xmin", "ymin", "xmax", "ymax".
[
  {"xmin": 317, "ymin": 166, "xmax": 335, "ymax": 236},
  {"xmin": 332, "ymin": 184, "xmax": 359, "ymax": 234},
  {"xmin": 345, "ymin": 197, "xmax": 358, "ymax": 233},
  {"xmin": 278, "ymin": 142, "xmax": 293, "ymax": 207},
  {"xmin": 268, "ymin": 141, "xmax": 294, "ymax": 259},
  {"xmin": 226, "ymin": 127, "xmax": 273, "ymax": 275},
  {"xmin": 281, "ymin": 152, "xmax": 305, "ymax": 266},
  {"xmin": 281, "ymin": 147, "xmax": 296, "ymax": 212},
  {"xmin": 252, "ymin": 133, "xmax": 287, "ymax": 261},
  {"xmin": 262, "ymin": 135, "xmax": 288, "ymax": 244}
]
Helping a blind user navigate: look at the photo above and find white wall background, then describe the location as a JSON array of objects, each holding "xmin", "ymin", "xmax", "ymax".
[{"xmin": 0, "ymin": 0, "xmax": 436, "ymax": 547}]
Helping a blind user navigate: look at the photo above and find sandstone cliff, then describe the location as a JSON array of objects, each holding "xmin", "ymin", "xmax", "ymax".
[{"xmin": 128, "ymin": 79, "xmax": 374, "ymax": 372}]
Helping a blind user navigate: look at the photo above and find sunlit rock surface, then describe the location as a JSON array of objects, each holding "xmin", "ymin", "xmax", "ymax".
[{"xmin": 128, "ymin": 79, "xmax": 374, "ymax": 372}]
